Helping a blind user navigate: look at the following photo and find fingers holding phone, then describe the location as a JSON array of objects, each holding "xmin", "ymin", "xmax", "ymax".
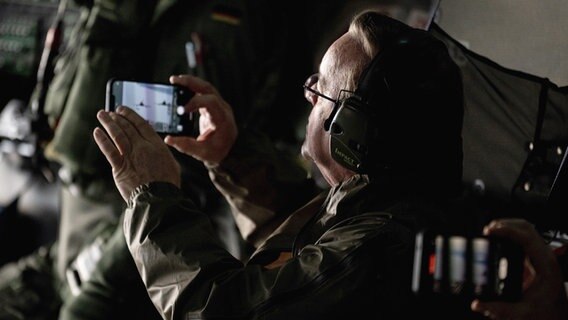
[
  {"xmin": 94, "ymin": 107, "xmax": 181, "ymax": 202},
  {"xmin": 470, "ymin": 219, "xmax": 568, "ymax": 320},
  {"xmin": 166, "ymin": 75, "xmax": 238, "ymax": 166},
  {"xmin": 97, "ymin": 74, "xmax": 236, "ymax": 199}
]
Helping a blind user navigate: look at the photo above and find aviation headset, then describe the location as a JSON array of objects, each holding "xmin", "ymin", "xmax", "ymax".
[{"xmin": 324, "ymin": 29, "xmax": 440, "ymax": 174}]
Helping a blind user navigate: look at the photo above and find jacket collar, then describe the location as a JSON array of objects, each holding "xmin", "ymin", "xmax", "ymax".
[
  {"xmin": 248, "ymin": 174, "xmax": 374, "ymax": 265},
  {"xmin": 321, "ymin": 174, "xmax": 371, "ymax": 225}
]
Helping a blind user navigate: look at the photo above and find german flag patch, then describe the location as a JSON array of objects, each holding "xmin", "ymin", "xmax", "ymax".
[{"xmin": 211, "ymin": 5, "xmax": 242, "ymax": 26}]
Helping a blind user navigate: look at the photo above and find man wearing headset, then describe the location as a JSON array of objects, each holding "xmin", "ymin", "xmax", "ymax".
[{"xmin": 93, "ymin": 10, "xmax": 495, "ymax": 319}]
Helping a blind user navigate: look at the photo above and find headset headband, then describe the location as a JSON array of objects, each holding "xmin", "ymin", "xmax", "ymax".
[{"xmin": 327, "ymin": 29, "xmax": 435, "ymax": 173}]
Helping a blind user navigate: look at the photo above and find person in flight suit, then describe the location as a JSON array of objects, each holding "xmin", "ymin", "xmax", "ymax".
[
  {"xmin": 94, "ymin": 10, "xmax": 469, "ymax": 319},
  {"xmin": 0, "ymin": 1, "xmax": 434, "ymax": 319}
]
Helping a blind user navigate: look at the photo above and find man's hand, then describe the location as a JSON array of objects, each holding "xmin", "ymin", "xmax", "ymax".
[
  {"xmin": 93, "ymin": 107, "xmax": 181, "ymax": 202},
  {"xmin": 164, "ymin": 75, "xmax": 238, "ymax": 167},
  {"xmin": 471, "ymin": 218, "xmax": 568, "ymax": 320}
]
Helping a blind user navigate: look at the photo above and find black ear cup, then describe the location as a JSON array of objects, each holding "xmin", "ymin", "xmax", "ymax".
[
  {"xmin": 327, "ymin": 30, "xmax": 434, "ymax": 173},
  {"xmin": 329, "ymin": 98, "xmax": 371, "ymax": 172},
  {"xmin": 326, "ymin": 48, "xmax": 390, "ymax": 174}
]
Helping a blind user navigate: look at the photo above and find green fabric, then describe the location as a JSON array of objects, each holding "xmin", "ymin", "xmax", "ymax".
[
  {"xmin": 44, "ymin": 0, "xmax": 158, "ymax": 200},
  {"xmin": 122, "ymin": 176, "xmax": 435, "ymax": 319},
  {"xmin": 59, "ymin": 220, "xmax": 161, "ymax": 320},
  {"xmin": 43, "ymin": 7, "xmax": 89, "ymax": 128},
  {"xmin": 43, "ymin": 0, "xmax": 308, "ymax": 201},
  {"xmin": 208, "ymin": 129, "xmax": 317, "ymax": 244},
  {"xmin": 33, "ymin": 1, "xmax": 313, "ymax": 320},
  {"xmin": 0, "ymin": 244, "xmax": 61, "ymax": 320}
]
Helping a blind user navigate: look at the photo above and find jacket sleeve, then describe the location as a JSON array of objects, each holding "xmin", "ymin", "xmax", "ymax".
[
  {"xmin": 207, "ymin": 130, "xmax": 320, "ymax": 246},
  {"xmin": 123, "ymin": 182, "xmax": 413, "ymax": 320}
]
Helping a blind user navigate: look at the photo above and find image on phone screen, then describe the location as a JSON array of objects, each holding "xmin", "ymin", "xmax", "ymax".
[{"xmin": 106, "ymin": 79, "xmax": 194, "ymax": 135}]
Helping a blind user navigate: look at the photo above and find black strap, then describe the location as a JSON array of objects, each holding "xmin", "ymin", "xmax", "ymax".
[{"xmin": 533, "ymin": 79, "xmax": 550, "ymax": 143}]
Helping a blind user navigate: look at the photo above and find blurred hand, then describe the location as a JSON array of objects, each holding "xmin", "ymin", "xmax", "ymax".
[
  {"xmin": 165, "ymin": 75, "xmax": 237, "ymax": 166},
  {"xmin": 471, "ymin": 218, "xmax": 568, "ymax": 320},
  {"xmin": 93, "ymin": 107, "xmax": 181, "ymax": 202}
]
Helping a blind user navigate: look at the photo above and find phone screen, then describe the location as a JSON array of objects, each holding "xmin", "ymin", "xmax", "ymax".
[{"xmin": 106, "ymin": 79, "xmax": 194, "ymax": 135}]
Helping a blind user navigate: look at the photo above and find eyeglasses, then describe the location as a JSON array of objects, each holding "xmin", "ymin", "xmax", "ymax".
[{"xmin": 303, "ymin": 73, "xmax": 338, "ymax": 105}]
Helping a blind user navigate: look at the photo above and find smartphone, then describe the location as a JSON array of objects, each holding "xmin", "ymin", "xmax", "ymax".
[
  {"xmin": 412, "ymin": 231, "xmax": 523, "ymax": 301},
  {"xmin": 105, "ymin": 78, "xmax": 196, "ymax": 135}
]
